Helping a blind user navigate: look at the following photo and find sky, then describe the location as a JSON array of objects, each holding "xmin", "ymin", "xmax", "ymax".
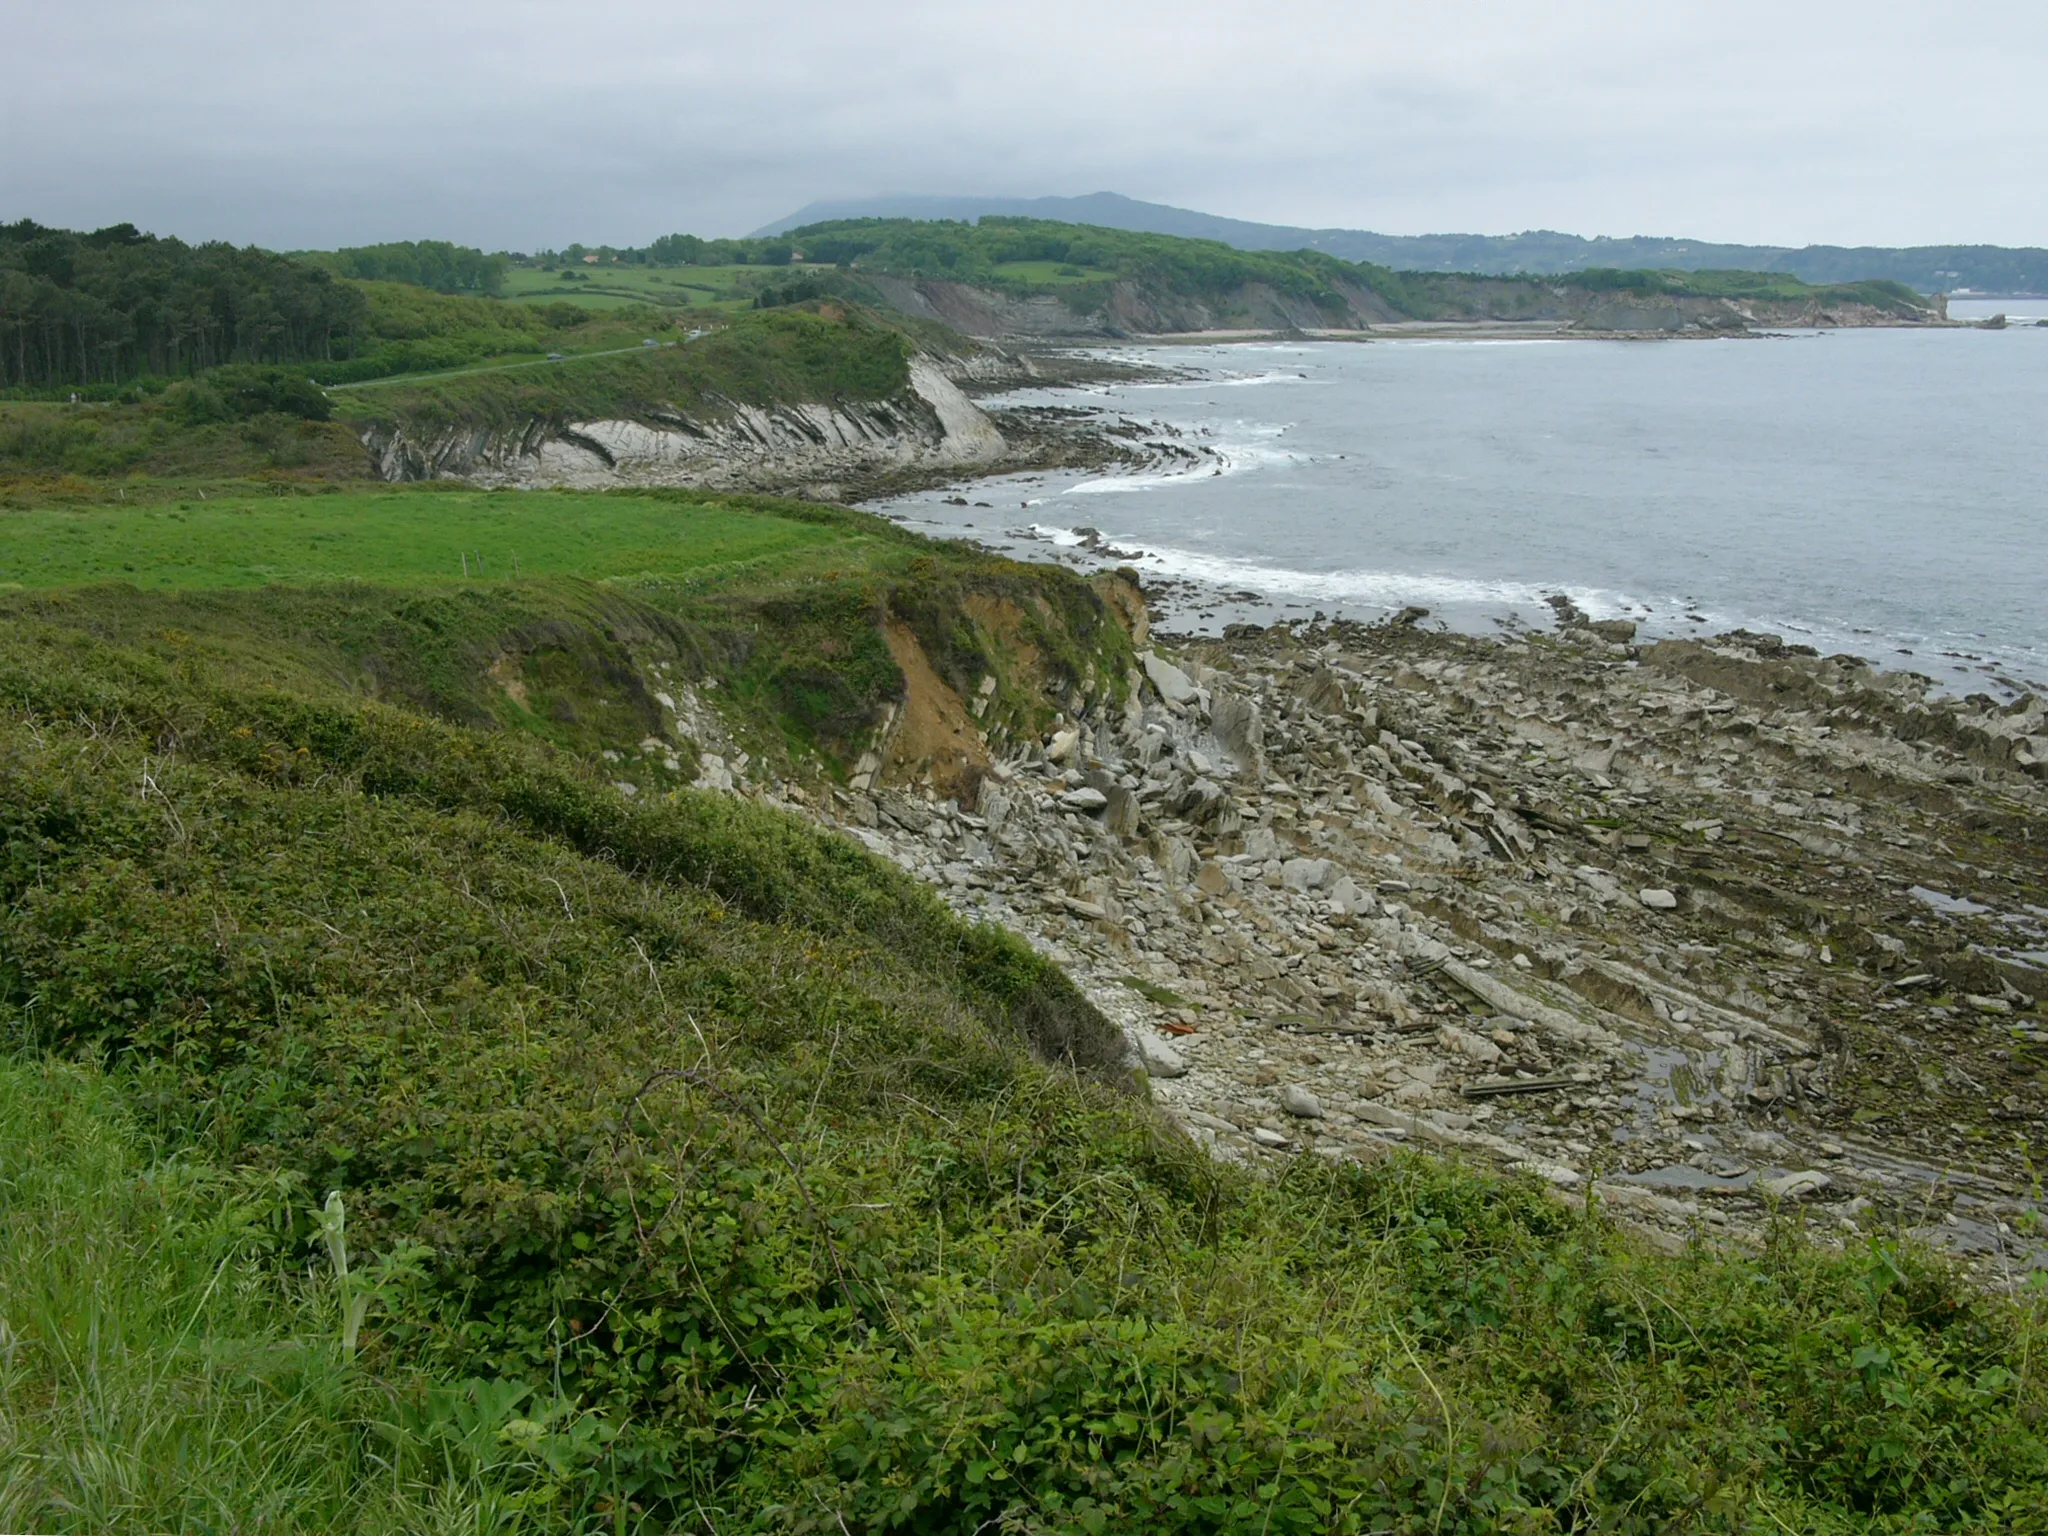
[{"xmin": 6, "ymin": 0, "xmax": 2044, "ymax": 252}]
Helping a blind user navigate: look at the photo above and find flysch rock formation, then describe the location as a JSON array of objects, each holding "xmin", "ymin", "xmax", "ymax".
[
  {"xmin": 662, "ymin": 607, "xmax": 2048, "ymax": 1286},
  {"xmin": 362, "ymin": 357, "xmax": 1006, "ymax": 492}
]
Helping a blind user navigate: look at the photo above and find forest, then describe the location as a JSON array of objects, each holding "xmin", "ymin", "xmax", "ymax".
[
  {"xmin": 294, "ymin": 239, "xmax": 508, "ymax": 295},
  {"xmin": 0, "ymin": 221, "xmax": 368, "ymax": 390}
]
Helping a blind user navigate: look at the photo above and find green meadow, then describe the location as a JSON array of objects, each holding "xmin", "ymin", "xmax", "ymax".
[
  {"xmin": 0, "ymin": 489, "xmax": 872, "ymax": 592},
  {"xmin": 497, "ymin": 263, "xmax": 840, "ymax": 312}
]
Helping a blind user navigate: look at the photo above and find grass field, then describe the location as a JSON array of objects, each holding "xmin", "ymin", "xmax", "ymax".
[
  {"xmin": 991, "ymin": 259, "xmax": 1116, "ymax": 285},
  {"xmin": 498, "ymin": 264, "xmax": 841, "ymax": 312},
  {"xmin": 0, "ymin": 488, "xmax": 881, "ymax": 591}
]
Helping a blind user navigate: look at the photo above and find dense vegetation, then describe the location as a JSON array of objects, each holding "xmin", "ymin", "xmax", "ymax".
[
  {"xmin": 296, "ymin": 239, "xmax": 509, "ymax": 295},
  {"xmin": 0, "ymin": 220, "xmax": 368, "ymax": 390},
  {"xmin": 762, "ymin": 193, "xmax": 2030, "ymax": 291},
  {"xmin": 529, "ymin": 235, "xmax": 801, "ymax": 269},
  {"xmin": 785, "ymin": 215, "xmax": 1418, "ymax": 315},
  {"xmin": 1553, "ymin": 267, "xmax": 1928, "ymax": 309},
  {"xmin": 0, "ymin": 487, "xmax": 2042, "ymax": 1531},
  {"xmin": 336, "ymin": 305, "xmax": 913, "ymax": 435}
]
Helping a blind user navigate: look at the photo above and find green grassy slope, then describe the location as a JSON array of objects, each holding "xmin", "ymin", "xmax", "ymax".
[
  {"xmin": 0, "ymin": 488, "xmax": 852, "ymax": 591},
  {"xmin": 0, "ymin": 305, "xmax": 928, "ymax": 496},
  {"xmin": 338, "ymin": 307, "xmax": 913, "ymax": 437},
  {"xmin": 0, "ymin": 491, "xmax": 2042, "ymax": 1531}
]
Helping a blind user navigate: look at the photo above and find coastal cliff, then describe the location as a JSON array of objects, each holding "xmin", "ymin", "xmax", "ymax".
[{"xmin": 360, "ymin": 355, "xmax": 1006, "ymax": 493}]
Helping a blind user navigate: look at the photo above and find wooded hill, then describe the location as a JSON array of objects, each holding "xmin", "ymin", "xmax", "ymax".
[{"xmin": 0, "ymin": 220, "xmax": 367, "ymax": 390}]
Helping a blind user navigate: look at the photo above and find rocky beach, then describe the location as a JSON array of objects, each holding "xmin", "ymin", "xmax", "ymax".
[{"xmin": 671, "ymin": 587, "xmax": 2048, "ymax": 1283}]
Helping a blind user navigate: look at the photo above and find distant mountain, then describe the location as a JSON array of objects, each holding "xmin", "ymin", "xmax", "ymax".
[{"xmin": 753, "ymin": 192, "xmax": 2047, "ymax": 295}]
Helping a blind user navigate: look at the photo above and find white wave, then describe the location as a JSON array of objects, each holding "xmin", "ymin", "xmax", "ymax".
[
  {"xmin": 1084, "ymin": 539, "xmax": 1638, "ymax": 617},
  {"xmin": 1064, "ymin": 426, "xmax": 1296, "ymax": 495}
]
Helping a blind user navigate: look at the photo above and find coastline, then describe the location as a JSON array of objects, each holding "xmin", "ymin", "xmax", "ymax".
[
  {"xmin": 867, "ymin": 331, "xmax": 2048, "ymax": 704},
  {"xmin": 780, "ymin": 596, "xmax": 2048, "ymax": 1285}
]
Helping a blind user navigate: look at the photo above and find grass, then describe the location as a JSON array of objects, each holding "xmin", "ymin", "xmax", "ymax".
[
  {"xmin": 0, "ymin": 489, "xmax": 868, "ymax": 592},
  {"xmin": 991, "ymin": 260, "xmax": 1117, "ymax": 286},
  {"xmin": 0, "ymin": 1054, "xmax": 562, "ymax": 1533},
  {"xmin": 334, "ymin": 307, "xmax": 913, "ymax": 436},
  {"xmin": 0, "ymin": 490, "xmax": 2040, "ymax": 1531},
  {"xmin": 497, "ymin": 265, "xmax": 840, "ymax": 314}
]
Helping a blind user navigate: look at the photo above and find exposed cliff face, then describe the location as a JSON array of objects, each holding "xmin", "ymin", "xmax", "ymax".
[{"xmin": 362, "ymin": 357, "xmax": 1005, "ymax": 491}]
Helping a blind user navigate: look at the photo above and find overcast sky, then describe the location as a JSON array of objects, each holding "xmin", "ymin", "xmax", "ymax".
[{"xmin": 7, "ymin": 0, "xmax": 2044, "ymax": 252}]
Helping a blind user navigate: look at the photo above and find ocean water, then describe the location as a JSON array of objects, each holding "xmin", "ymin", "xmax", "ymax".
[{"xmin": 873, "ymin": 324, "xmax": 2048, "ymax": 696}]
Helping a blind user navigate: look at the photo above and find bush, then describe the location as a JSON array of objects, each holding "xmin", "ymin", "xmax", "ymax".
[{"xmin": 182, "ymin": 364, "xmax": 332, "ymax": 422}]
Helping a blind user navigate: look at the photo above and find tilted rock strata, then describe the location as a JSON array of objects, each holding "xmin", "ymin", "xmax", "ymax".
[
  {"xmin": 637, "ymin": 614, "xmax": 2048, "ymax": 1281},
  {"xmin": 363, "ymin": 357, "xmax": 1005, "ymax": 491}
]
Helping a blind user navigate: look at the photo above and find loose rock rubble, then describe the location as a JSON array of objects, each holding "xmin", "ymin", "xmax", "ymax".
[{"xmin": 726, "ymin": 610, "xmax": 2048, "ymax": 1284}]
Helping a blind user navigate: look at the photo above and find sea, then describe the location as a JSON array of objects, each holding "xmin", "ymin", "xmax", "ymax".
[{"xmin": 870, "ymin": 305, "xmax": 2048, "ymax": 699}]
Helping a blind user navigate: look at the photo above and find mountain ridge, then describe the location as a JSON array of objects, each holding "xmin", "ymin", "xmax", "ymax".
[{"xmin": 754, "ymin": 191, "xmax": 2048, "ymax": 294}]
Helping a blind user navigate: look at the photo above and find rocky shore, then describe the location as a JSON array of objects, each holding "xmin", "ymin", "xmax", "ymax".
[{"xmin": 679, "ymin": 600, "xmax": 2048, "ymax": 1283}]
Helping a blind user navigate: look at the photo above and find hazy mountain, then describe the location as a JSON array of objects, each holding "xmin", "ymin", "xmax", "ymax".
[{"xmin": 754, "ymin": 192, "xmax": 2046, "ymax": 295}]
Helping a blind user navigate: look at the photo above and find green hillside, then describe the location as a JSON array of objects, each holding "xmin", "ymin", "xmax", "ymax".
[{"xmin": 0, "ymin": 485, "xmax": 2041, "ymax": 1531}]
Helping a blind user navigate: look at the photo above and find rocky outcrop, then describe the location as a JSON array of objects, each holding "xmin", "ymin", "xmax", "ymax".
[
  {"xmin": 664, "ymin": 602, "xmax": 2044, "ymax": 1282},
  {"xmin": 361, "ymin": 357, "xmax": 1005, "ymax": 492}
]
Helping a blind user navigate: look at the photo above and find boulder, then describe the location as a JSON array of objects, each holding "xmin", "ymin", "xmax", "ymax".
[
  {"xmin": 1100, "ymin": 785, "xmax": 1141, "ymax": 837},
  {"xmin": 1280, "ymin": 1084, "xmax": 1324, "ymax": 1119},
  {"xmin": 1280, "ymin": 857, "xmax": 1335, "ymax": 893},
  {"xmin": 1142, "ymin": 652, "xmax": 1200, "ymax": 706},
  {"xmin": 1639, "ymin": 887, "xmax": 1679, "ymax": 910},
  {"xmin": 1759, "ymin": 1170, "xmax": 1831, "ymax": 1201},
  {"xmin": 1137, "ymin": 1033, "xmax": 1188, "ymax": 1079},
  {"xmin": 1438, "ymin": 1024, "xmax": 1505, "ymax": 1065},
  {"xmin": 1328, "ymin": 875, "xmax": 1377, "ymax": 916},
  {"xmin": 1209, "ymin": 690, "xmax": 1266, "ymax": 776},
  {"xmin": 1058, "ymin": 787, "xmax": 1109, "ymax": 812}
]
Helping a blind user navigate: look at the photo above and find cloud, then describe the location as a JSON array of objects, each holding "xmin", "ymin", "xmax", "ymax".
[{"xmin": 5, "ymin": 0, "xmax": 2044, "ymax": 249}]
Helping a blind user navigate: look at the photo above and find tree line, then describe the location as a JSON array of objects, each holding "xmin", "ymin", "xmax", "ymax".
[
  {"xmin": 294, "ymin": 240, "xmax": 508, "ymax": 295},
  {"xmin": 0, "ymin": 221, "xmax": 368, "ymax": 390}
]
